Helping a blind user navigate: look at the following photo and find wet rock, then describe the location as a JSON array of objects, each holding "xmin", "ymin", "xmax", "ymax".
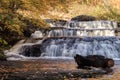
[
  {"xmin": 19, "ymin": 44, "xmax": 42, "ymax": 57},
  {"xmin": 74, "ymin": 54, "xmax": 114, "ymax": 69},
  {"xmin": 71, "ymin": 15, "xmax": 96, "ymax": 21},
  {"xmin": 117, "ymin": 22, "xmax": 120, "ymax": 28}
]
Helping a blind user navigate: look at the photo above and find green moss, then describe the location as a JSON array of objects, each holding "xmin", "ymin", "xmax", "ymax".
[{"xmin": 0, "ymin": 53, "xmax": 6, "ymax": 61}]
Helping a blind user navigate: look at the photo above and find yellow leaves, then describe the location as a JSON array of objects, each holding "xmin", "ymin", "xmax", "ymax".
[
  {"xmin": 24, "ymin": 17, "xmax": 48, "ymax": 29},
  {"xmin": 0, "ymin": 8, "xmax": 3, "ymax": 13},
  {"xmin": 16, "ymin": 0, "xmax": 69, "ymax": 18},
  {"xmin": 109, "ymin": 0, "xmax": 120, "ymax": 10},
  {"xmin": 11, "ymin": 24, "xmax": 22, "ymax": 34}
]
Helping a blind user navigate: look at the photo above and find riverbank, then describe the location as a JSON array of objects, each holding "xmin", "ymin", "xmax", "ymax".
[{"xmin": 0, "ymin": 59, "xmax": 119, "ymax": 80}]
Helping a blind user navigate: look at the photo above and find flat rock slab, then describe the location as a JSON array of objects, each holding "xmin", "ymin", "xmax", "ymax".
[{"xmin": 0, "ymin": 59, "xmax": 115, "ymax": 80}]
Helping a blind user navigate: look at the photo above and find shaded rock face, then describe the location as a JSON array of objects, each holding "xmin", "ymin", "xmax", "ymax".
[
  {"xmin": 23, "ymin": 25, "xmax": 48, "ymax": 38},
  {"xmin": 23, "ymin": 25, "xmax": 41, "ymax": 37},
  {"xmin": 116, "ymin": 22, "xmax": 120, "ymax": 35},
  {"xmin": 0, "ymin": 27, "xmax": 22, "ymax": 46},
  {"xmin": 71, "ymin": 15, "xmax": 96, "ymax": 21},
  {"xmin": 22, "ymin": 19, "xmax": 46, "ymax": 37},
  {"xmin": 19, "ymin": 44, "xmax": 42, "ymax": 57},
  {"xmin": 74, "ymin": 54, "xmax": 114, "ymax": 69},
  {"xmin": 117, "ymin": 22, "xmax": 120, "ymax": 28}
]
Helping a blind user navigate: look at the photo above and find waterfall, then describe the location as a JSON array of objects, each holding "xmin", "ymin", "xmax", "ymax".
[
  {"xmin": 48, "ymin": 29, "xmax": 115, "ymax": 37},
  {"xmin": 4, "ymin": 20, "xmax": 120, "ymax": 60},
  {"xmin": 41, "ymin": 41, "xmax": 61, "ymax": 57},
  {"xmin": 47, "ymin": 21, "xmax": 116, "ymax": 37},
  {"xmin": 39, "ymin": 37, "xmax": 120, "ymax": 59}
]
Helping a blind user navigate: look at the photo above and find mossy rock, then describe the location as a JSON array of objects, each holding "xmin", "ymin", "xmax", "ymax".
[{"xmin": 71, "ymin": 15, "xmax": 96, "ymax": 21}]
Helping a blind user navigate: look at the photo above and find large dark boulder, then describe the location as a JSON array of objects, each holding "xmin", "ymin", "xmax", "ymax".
[
  {"xmin": 71, "ymin": 15, "xmax": 96, "ymax": 21},
  {"xmin": 74, "ymin": 54, "xmax": 114, "ymax": 69},
  {"xmin": 19, "ymin": 44, "xmax": 42, "ymax": 57}
]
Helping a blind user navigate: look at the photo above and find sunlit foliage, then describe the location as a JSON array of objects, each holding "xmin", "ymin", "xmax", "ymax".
[{"xmin": 0, "ymin": 0, "xmax": 120, "ymax": 52}]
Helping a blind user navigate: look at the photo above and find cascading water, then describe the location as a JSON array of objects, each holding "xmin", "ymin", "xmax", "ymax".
[
  {"xmin": 48, "ymin": 20, "xmax": 117, "ymax": 37},
  {"xmin": 48, "ymin": 29, "xmax": 115, "ymax": 37},
  {"xmin": 4, "ymin": 20, "xmax": 120, "ymax": 60},
  {"xmin": 40, "ymin": 37, "xmax": 120, "ymax": 59}
]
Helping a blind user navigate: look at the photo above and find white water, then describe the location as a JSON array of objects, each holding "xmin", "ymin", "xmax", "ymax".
[
  {"xmin": 31, "ymin": 31, "xmax": 43, "ymax": 38},
  {"xmin": 48, "ymin": 20, "xmax": 117, "ymax": 29},
  {"xmin": 48, "ymin": 21, "xmax": 116, "ymax": 37},
  {"xmin": 4, "ymin": 20, "xmax": 120, "ymax": 60},
  {"xmin": 40, "ymin": 37, "xmax": 120, "ymax": 59},
  {"xmin": 48, "ymin": 29, "xmax": 115, "ymax": 37}
]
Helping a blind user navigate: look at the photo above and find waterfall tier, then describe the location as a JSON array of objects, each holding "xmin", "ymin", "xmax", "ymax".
[
  {"xmin": 5, "ymin": 37, "xmax": 120, "ymax": 60},
  {"xmin": 48, "ymin": 29, "xmax": 115, "ymax": 37},
  {"xmin": 32, "ymin": 21, "xmax": 117, "ymax": 38},
  {"xmin": 47, "ymin": 20, "xmax": 117, "ymax": 29}
]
